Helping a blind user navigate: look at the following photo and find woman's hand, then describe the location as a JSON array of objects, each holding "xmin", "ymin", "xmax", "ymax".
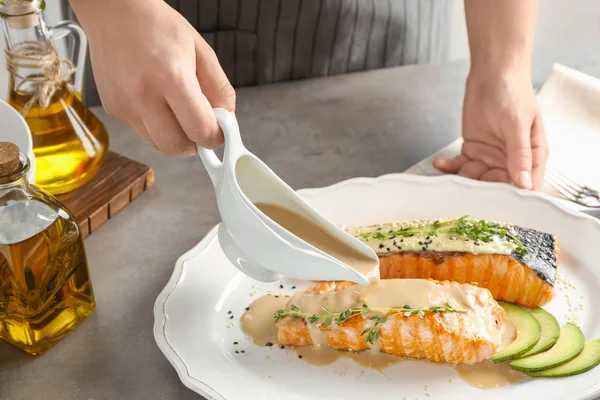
[
  {"xmin": 434, "ymin": 0, "xmax": 547, "ymax": 190},
  {"xmin": 69, "ymin": 0, "xmax": 235, "ymax": 155},
  {"xmin": 433, "ymin": 69, "xmax": 548, "ymax": 190}
]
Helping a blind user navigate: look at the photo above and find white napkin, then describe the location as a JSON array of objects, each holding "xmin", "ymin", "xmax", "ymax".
[{"xmin": 404, "ymin": 63, "xmax": 600, "ymax": 211}]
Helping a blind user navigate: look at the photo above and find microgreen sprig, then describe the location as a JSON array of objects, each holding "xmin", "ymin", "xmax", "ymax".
[{"xmin": 274, "ymin": 302, "xmax": 467, "ymax": 344}]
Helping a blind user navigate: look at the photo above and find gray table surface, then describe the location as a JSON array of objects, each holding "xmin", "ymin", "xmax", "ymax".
[{"xmin": 1, "ymin": 57, "xmax": 599, "ymax": 400}]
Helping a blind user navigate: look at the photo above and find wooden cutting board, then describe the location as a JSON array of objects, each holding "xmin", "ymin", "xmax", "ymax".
[{"xmin": 56, "ymin": 152, "xmax": 154, "ymax": 239}]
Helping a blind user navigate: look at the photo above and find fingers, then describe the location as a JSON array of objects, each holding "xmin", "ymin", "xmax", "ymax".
[
  {"xmin": 530, "ymin": 113, "xmax": 549, "ymax": 191},
  {"xmin": 195, "ymin": 36, "xmax": 236, "ymax": 112},
  {"xmin": 462, "ymin": 141, "xmax": 506, "ymax": 169},
  {"xmin": 433, "ymin": 156, "xmax": 490, "ymax": 181},
  {"xmin": 433, "ymin": 155, "xmax": 468, "ymax": 174},
  {"xmin": 434, "ymin": 153, "xmax": 511, "ymax": 185},
  {"xmin": 456, "ymin": 160, "xmax": 489, "ymax": 180},
  {"xmin": 140, "ymin": 100, "xmax": 196, "ymax": 157},
  {"xmin": 164, "ymin": 66, "xmax": 224, "ymax": 150},
  {"xmin": 480, "ymin": 169, "xmax": 510, "ymax": 183},
  {"xmin": 504, "ymin": 119, "xmax": 533, "ymax": 190}
]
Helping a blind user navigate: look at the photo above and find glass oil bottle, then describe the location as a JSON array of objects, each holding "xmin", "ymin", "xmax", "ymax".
[
  {"xmin": 1, "ymin": 0, "xmax": 109, "ymax": 195},
  {"xmin": 0, "ymin": 141, "xmax": 96, "ymax": 355}
]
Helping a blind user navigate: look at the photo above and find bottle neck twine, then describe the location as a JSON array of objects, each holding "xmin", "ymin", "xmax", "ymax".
[{"xmin": 5, "ymin": 41, "xmax": 76, "ymax": 116}]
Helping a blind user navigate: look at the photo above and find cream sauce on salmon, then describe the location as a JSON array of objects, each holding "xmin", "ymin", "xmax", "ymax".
[
  {"xmin": 241, "ymin": 279, "xmax": 502, "ymax": 365},
  {"xmin": 348, "ymin": 219, "xmax": 518, "ymax": 256},
  {"xmin": 241, "ymin": 294, "xmax": 524, "ymax": 388},
  {"xmin": 240, "ymin": 293, "xmax": 406, "ymax": 370},
  {"xmin": 254, "ymin": 203, "xmax": 380, "ymax": 283}
]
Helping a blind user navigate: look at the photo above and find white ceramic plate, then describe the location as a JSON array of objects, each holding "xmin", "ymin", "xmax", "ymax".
[
  {"xmin": 0, "ymin": 99, "xmax": 36, "ymax": 183},
  {"xmin": 154, "ymin": 174, "xmax": 600, "ymax": 400}
]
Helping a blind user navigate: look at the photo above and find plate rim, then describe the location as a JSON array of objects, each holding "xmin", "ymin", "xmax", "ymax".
[{"xmin": 153, "ymin": 173, "xmax": 600, "ymax": 400}]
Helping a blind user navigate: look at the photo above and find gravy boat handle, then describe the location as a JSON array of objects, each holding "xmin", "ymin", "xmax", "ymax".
[{"xmin": 195, "ymin": 108, "xmax": 244, "ymax": 187}]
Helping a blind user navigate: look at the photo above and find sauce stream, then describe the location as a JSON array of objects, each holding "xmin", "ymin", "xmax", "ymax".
[{"xmin": 254, "ymin": 202, "xmax": 379, "ymax": 282}]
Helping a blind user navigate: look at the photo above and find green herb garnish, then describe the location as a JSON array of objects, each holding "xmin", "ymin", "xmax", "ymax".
[
  {"xmin": 274, "ymin": 302, "xmax": 467, "ymax": 345},
  {"xmin": 356, "ymin": 216, "xmax": 528, "ymax": 256}
]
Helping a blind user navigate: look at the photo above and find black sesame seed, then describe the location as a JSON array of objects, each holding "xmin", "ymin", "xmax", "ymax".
[
  {"xmin": 245, "ymin": 307, "xmax": 250, "ymax": 311},
  {"xmin": 275, "ymin": 295, "xmax": 279, "ymax": 298},
  {"xmin": 426, "ymin": 236, "xmax": 431, "ymax": 240},
  {"xmin": 234, "ymin": 341, "xmax": 239, "ymax": 345},
  {"xmin": 291, "ymin": 286, "xmax": 296, "ymax": 289},
  {"xmin": 475, "ymin": 242, "xmax": 480, "ymax": 246},
  {"xmin": 266, "ymin": 342, "xmax": 273, "ymax": 347},
  {"xmin": 422, "ymin": 247, "xmax": 427, "ymax": 251},
  {"xmin": 377, "ymin": 227, "xmax": 382, "ymax": 231},
  {"xmin": 379, "ymin": 244, "xmax": 385, "ymax": 249},
  {"xmin": 495, "ymin": 320, "xmax": 499, "ymax": 325},
  {"xmin": 229, "ymin": 315, "xmax": 234, "ymax": 320},
  {"xmin": 386, "ymin": 247, "xmax": 391, "ymax": 251},
  {"xmin": 235, "ymin": 350, "xmax": 240, "ymax": 354},
  {"xmin": 279, "ymin": 284, "xmax": 284, "ymax": 289},
  {"xmin": 280, "ymin": 345, "xmax": 285, "ymax": 349},
  {"xmin": 389, "ymin": 235, "xmax": 396, "ymax": 239},
  {"xmin": 418, "ymin": 241, "xmax": 423, "ymax": 245},
  {"xmin": 240, "ymin": 350, "xmax": 246, "ymax": 353},
  {"xmin": 227, "ymin": 311, "xmax": 232, "ymax": 314},
  {"xmin": 400, "ymin": 239, "xmax": 404, "ymax": 242},
  {"xmin": 298, "ymin": 355, "xmax": 303, "ymax": 359}
]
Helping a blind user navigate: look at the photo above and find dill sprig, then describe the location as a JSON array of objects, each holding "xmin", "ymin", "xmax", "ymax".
[
  {"xmin": 274, "ymin": 302, "xmax": 467, "ymax": 344},
  {"xmin": 356, "ymin": 216, "xmax": 528, "ymax": 256}
]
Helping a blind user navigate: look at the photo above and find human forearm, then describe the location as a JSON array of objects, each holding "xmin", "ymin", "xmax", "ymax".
[{"xmin": 464, "ymin": 0, "xmax": 538, "ymax": 76}]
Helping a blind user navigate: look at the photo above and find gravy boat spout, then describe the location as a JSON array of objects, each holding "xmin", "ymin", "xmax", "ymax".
[{"xmin": 196, "ymin": 109, "xmax": 378, "ymax": 284}]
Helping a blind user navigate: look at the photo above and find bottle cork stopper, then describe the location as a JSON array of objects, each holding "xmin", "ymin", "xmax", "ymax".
[
  {"xmin": 0, "ymin": 142, "xmax": 20, "ymax": 177},
  {"xmin": 2, "ymin": 0, "xmax": 41, "ymax": 30}
]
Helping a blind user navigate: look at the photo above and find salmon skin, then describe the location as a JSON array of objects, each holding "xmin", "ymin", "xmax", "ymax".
[
  {"xmin": 276, "ymin": 280, "xmax": 505, "ymax": 365},
  {"xmin": 347, "ymin": 218, "xmax": 560, "ymax": 308}
]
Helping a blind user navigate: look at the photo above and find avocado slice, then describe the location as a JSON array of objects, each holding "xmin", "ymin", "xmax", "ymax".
[
  {"xmin": 526, "ymin": 339, "xmax": 600, "ymax": 377},
  {"xmin": 492, "ymin": 301, "xmax": 541, "ymax": 364},
  {"xmin": 510, "ymin": 323, "xmax": 584, "ymax": 372},
  {"xmin": 518, "ymin": 307, "xmax": 560, "ymax": 358}
]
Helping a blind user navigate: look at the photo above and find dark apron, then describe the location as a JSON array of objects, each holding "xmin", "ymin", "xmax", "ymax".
[{"xmin": 64, "ymin": 0, "xmax": 451, "ymax": 105}]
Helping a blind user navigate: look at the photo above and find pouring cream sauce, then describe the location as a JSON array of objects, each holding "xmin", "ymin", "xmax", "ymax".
[
  {"xmin": 242, "ymin": 204, "xmax": 526, "ymax": 389},
  {"xmin": 254, "ymin": 202, "xmax": 380, "ymax": 283}
]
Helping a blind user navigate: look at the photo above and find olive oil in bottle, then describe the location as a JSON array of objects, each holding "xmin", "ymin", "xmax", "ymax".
[
  {"xmin": 2, "ymin": 0, "xmax": 110, "ymax": 195},
  {"xmin": 0, "ymin": 142, "xmax": 95, "ymax": 355},
  {"xmin": 7, "ymin": 82, "xmax": 110, "ymax": 195}
]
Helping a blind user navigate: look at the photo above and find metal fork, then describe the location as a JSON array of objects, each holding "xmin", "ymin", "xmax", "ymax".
[{"xmin": 545, "ymin": 168, "xmax": 600, "ymax": 207}]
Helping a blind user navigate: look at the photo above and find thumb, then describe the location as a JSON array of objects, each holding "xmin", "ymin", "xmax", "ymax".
[{"xmin": 505, "ymin": 120, "xmax": 533, "ymax": 190}]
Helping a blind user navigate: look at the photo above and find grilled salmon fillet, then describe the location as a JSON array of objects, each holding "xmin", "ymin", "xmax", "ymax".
[
  {"xmin": 276, "ymin": 280, "xmax": 505, "ymax": 365},
  {"xmin": 348, "ymin": 218, "xmax": 560, "ymax": 308},
  {"xmin": 378, "ymin": 250, "xmax": 558, "ymax": 308}
]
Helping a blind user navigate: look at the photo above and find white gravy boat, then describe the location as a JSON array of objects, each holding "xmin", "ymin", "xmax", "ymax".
[{"xmin": 196, "ymin": 109, "xmax": 378, "ymax": 284}]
